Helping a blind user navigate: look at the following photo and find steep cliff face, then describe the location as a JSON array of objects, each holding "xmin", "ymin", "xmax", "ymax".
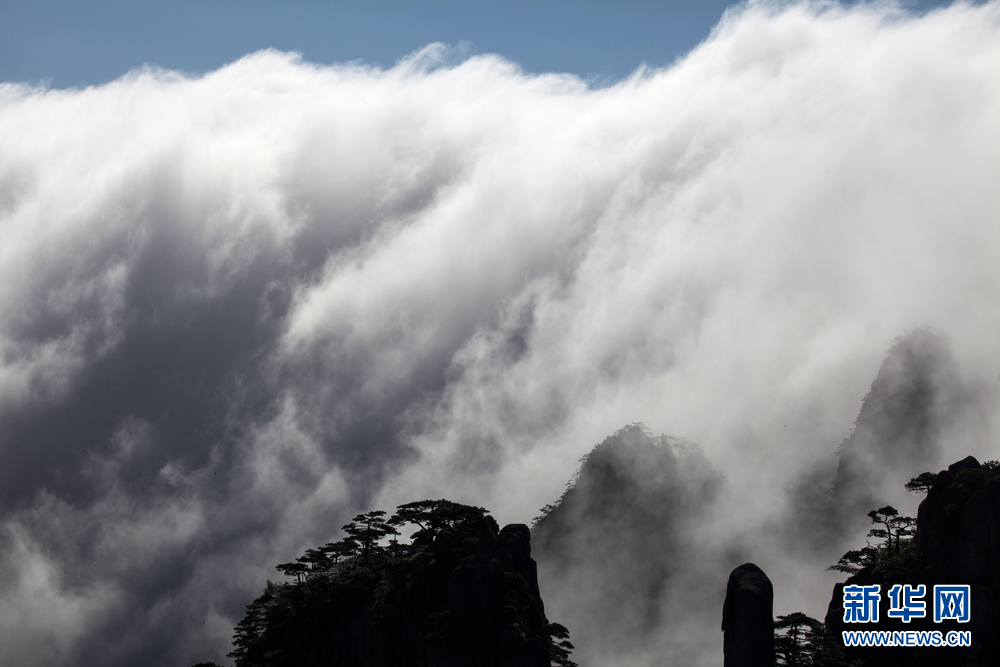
[
  {"xmin": 228, "ymin": 503, "xmax": 565, "ymax": 667},
  {"xmin": 325, "ymin": 524, "xmax": 551, "ymax": 667},
  {"xmin": 914, "ymin": 456, "xmax": 1000, "ymax": 665},
  {"xmin": 830, "ymin": 329, "xmax": 965, "ymax": 529},
  {"xmin": 532, "ymin": 424, "xmax": 724, "ymax": 662},
  {"xmin": 824, "ymin": 456, "xmax": 1000, "ymax": 667}
]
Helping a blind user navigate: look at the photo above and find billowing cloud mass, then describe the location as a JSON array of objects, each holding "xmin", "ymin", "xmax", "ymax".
[{"xmin": 2, "ymin": 1, "xmax": 1000, "ymax": 665}]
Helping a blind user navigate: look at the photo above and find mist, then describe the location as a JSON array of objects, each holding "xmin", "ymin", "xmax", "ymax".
[{"xmin": 1, "ymin": 2, "xmax": 1000, "ymax": 665}]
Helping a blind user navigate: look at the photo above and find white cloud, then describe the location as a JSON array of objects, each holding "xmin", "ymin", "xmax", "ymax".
[{"xmin": 1, "ymin": 1, "xmax": 999, "ymax": 664}]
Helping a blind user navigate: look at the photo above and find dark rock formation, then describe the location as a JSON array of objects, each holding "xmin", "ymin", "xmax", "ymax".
[
  {"xmin": 830, "ymin": 329, "xmax": 964, "ymax": 529},
  {"xmin": 532, "ymin": 424, "xmax": 724, "ymax": 659},
  {"xmin": 915, "ymin": 456, "xmax": 1000, "ymax": 665},
  {"xmin": 721, "ymin": 563, "xmax": 774, "ymax": 667},
  {"xmin": 325, "ymin": 522, "xmax": 551, "ymax": 667},
  {"xmin": 231, "ymin": 504, "xmax": 559, "ymax": 667},
  {"xmin": 824, "ymin": 456, "xmax": 1000, "ymax": 666},
  {"xmin": 498, "ymin": 524, "xmax": 543, "ymax": 610}
]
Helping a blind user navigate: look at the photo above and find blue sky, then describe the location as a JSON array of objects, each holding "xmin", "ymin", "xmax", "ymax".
[{"xmin": 1, "ymin": 0, "xmax": 958, "ymax": 88}]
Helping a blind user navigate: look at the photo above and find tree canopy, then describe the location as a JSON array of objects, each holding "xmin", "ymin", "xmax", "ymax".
[
  {"xmin": 225, "ymin": 498, "xmax": 574, "ymax": 667},
  {"xmin": 775, "ymin": 612, "xmax": 825, "ymax": 667}
]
